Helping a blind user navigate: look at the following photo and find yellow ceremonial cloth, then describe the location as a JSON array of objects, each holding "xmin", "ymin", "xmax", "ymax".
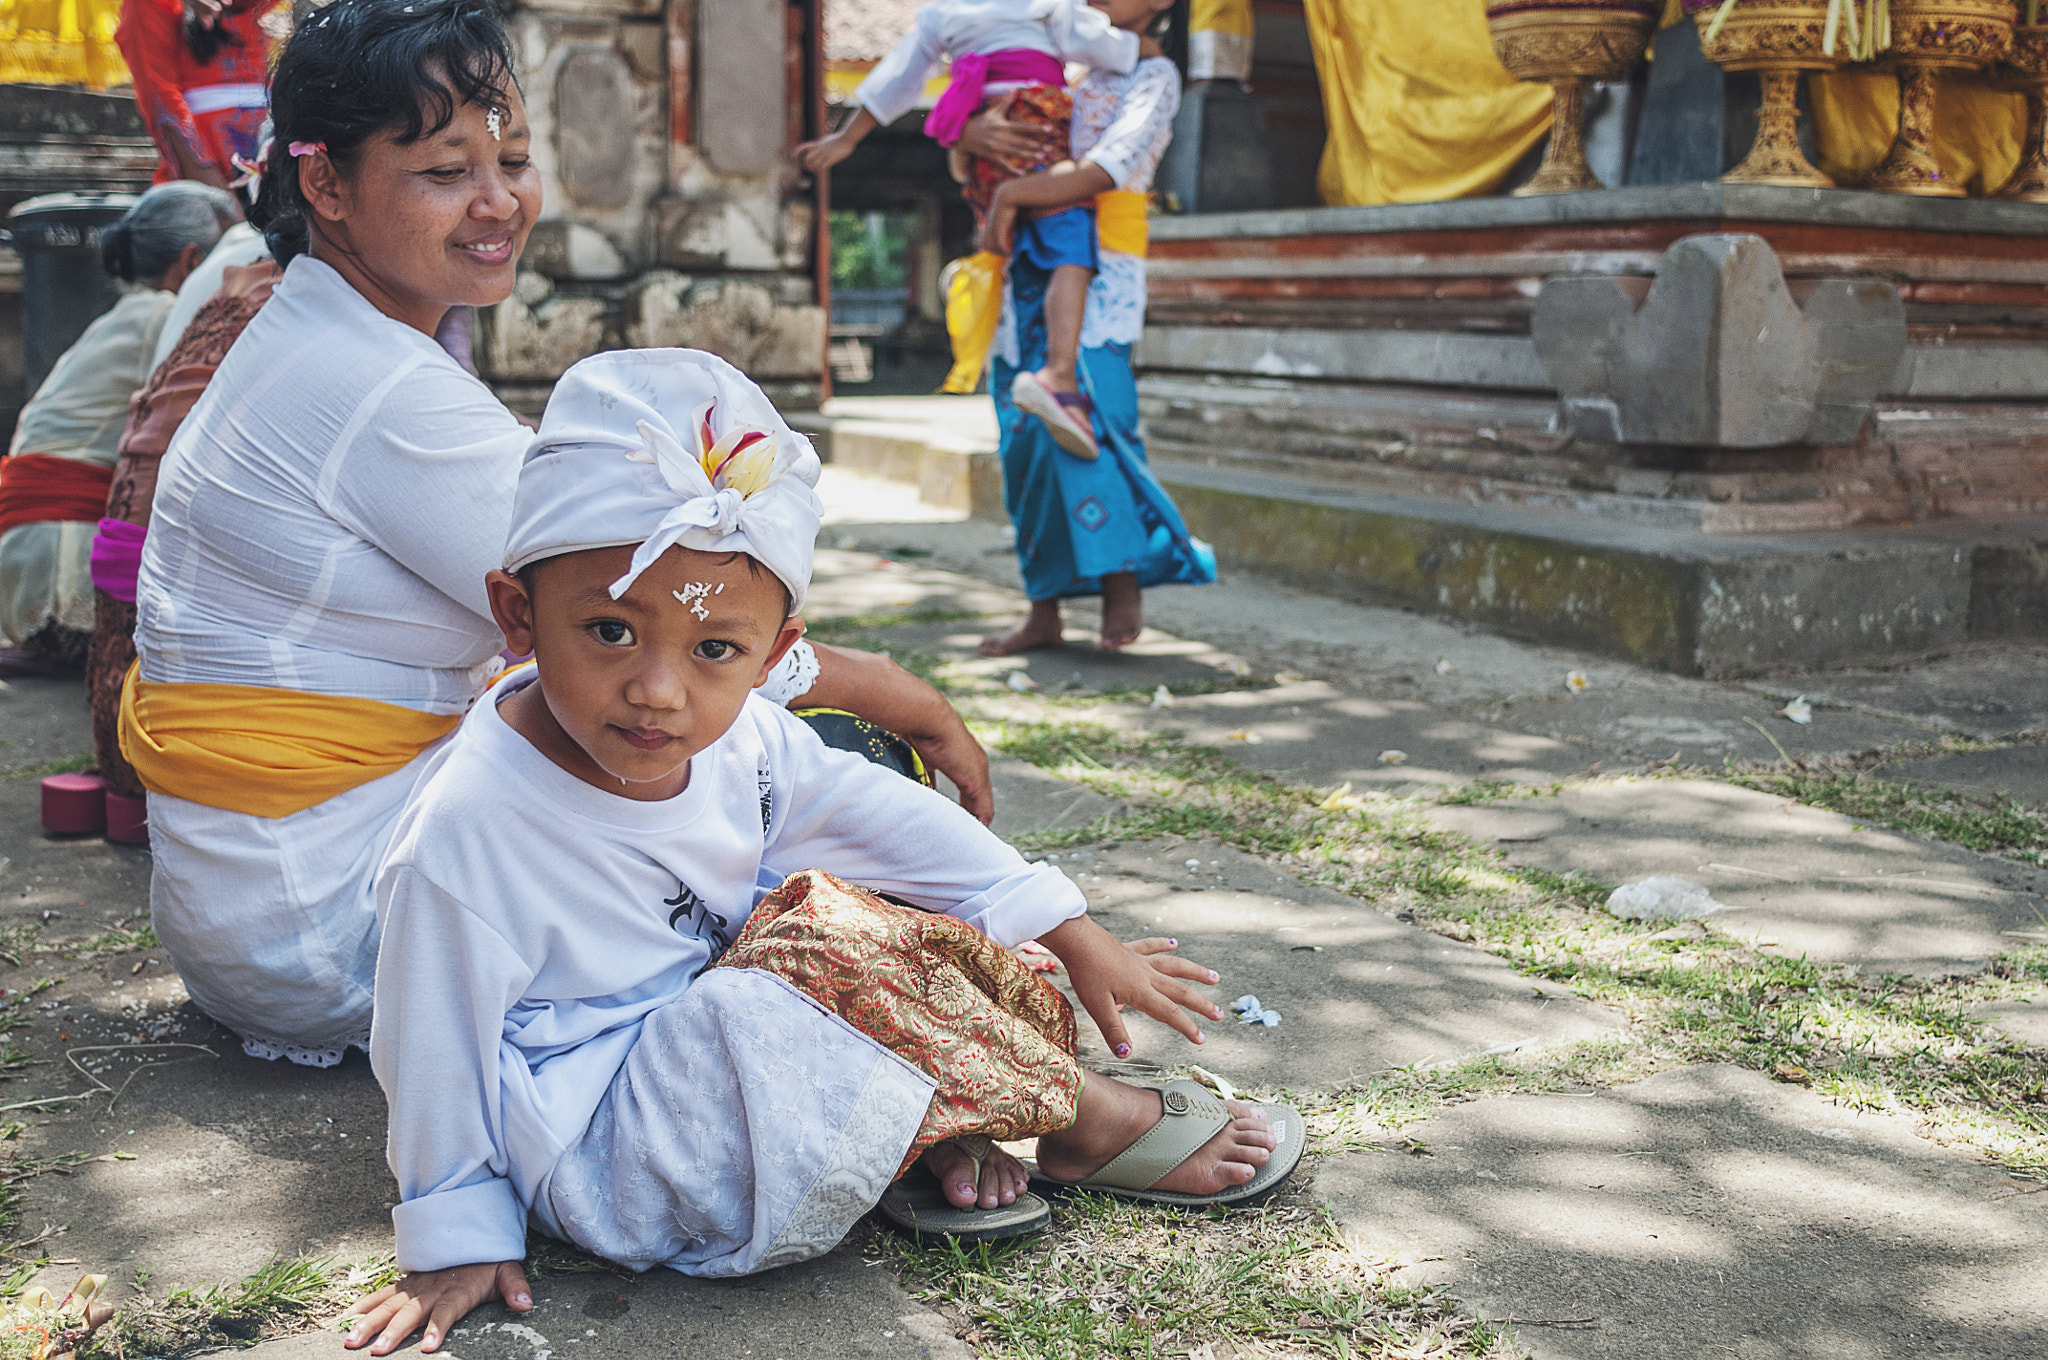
[
  {"xmin": 117, "ymin": 663, "xmax": 459, "ymax": 819},
  {"xmin": 1809, "ymin": 70, "xmax": 2024, "ymax": 197},
  {"xmin": 939, "ymin": 192, "xmax": 1151, "ymax": 393},
  {"xmin": 1192, "ymin": 0, "xmax": 1255, "ymax": 37},
  {"xmin": 1094, "ymin": 189, "xmax": 1150, "ymax": 255},
  {"xmin": 941, "ymin": 251, "xmax": 1007, "ymax": 395},
  {"xmin": 0, "ymin": 0, "xmax": 130, "ymax": 87},
  {"xmin": 1300, "ymin": 0, "xmax": 1552, "ymax": 207}
]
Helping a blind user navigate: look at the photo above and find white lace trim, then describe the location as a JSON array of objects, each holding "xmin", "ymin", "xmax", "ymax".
[
  {"xmin": 237, "ymin": 1027, "xmax": 371, "ymax": 1068},
  {"xmin": 759, "ymin": 639, "xmax": 820, "ymax": 708}
]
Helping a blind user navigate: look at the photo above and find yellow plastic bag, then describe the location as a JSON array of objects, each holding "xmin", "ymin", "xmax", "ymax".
[{"xmin": 940, "ymin": 251, "xmax": 1006, "ymax": 395}]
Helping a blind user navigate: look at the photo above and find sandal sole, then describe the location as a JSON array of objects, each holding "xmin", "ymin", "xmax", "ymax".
[
  {"xmin": 1010, "ymin": 373, "xmax": 1100, "ymax": 460},
  {"xmin": 875, "ymin": 1181, "xmax": 1052, "ymax": 1243}
]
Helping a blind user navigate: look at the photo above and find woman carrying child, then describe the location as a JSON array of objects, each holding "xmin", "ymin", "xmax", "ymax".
[
  {"xmin": 117, "ymin": 0, "xmax": 995, "ymax": 1069},
  {"xmin": 342, "ymin": 347, "xmax": 1303, "ymax": 1354},
  {"xmin": 797, "ymin": 0, "xmax": 1134, "ymax": 457},
  {"xmin": 969, "ymin": 0, "xmax": 1215, "ymax": 655}
]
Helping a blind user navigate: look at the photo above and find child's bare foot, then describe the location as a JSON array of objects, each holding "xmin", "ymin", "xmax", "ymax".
[
  {"xmin": 980, "ymin": 600, "xmax": 1064, "ymax": 656},
  {"xmin": 1035, "ymin": 1078, "xmax": 1278, "ymax": 1197},
  {"xmin": 1034, "ymin": 365, "xmax": 1078, "ymax": 395},
  {"xmin": 1099, "ymin": 572, "xmax": 1141, "ymax": 651},
  {"xmin": 922, "ymin": 1139, "xmax": 1032, "ymax": 1210}
]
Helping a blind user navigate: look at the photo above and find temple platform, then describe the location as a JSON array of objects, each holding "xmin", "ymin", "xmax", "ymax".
[
  {"xmin": 813, "ymin": 184, "xmax": 2048, "ymax": 677},
  {"xmin": 1096, "ymin": 184, "xmax": 2048, "ymax": 674}
]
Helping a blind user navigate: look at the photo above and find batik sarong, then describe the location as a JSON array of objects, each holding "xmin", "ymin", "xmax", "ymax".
[{"xmin": 719, "ymin": 869, "xmax": 1083, "ymax": 1175}]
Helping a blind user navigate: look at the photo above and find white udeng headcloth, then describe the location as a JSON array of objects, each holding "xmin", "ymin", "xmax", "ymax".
[{"xmin": 503, "ymin": 348, "xmax": 824, "ymax": 614}]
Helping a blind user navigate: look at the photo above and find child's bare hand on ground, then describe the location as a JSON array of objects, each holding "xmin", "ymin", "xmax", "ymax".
[
  {"xmin": 1039, "ymin": 915, "xmax": 1224, "ymax": 1058},
  {"xmin": 343, "ymin": 1262, "xmax": 531, "ymax": 1355}
]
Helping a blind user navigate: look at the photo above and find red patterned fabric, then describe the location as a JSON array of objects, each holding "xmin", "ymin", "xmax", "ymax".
[
  {"xmin": 719, "ymin": 869, "xmax": 1083, "ymax": 1177},
  {"xmin": 0, "ymin": 456, "xmax": 114, "ymax": 541},
  {"xmin": 964, "ymin": 83, "xmax": 1075, "ymax": 230}
]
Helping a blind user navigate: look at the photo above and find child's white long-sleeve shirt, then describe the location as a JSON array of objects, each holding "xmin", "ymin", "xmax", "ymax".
[
  {"xmin": 855, "ymin": 0, "xmax": 1138, "ymax": 128},
  {"xmin": 371, "ymin": 673, "xmax": 1086, "ymax": 1272}
]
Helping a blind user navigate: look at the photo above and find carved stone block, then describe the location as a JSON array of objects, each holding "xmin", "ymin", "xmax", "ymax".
[
  {"xmin": 482, "ymin": 271, "xmax": 608, "ymax": 381},
  {"xmin": 1531, "ymin": 233, "xmax": 1906, "ymax": 448},
  {"xmin": 629, "ymin": 273, "xmax": 824, "ymax": 378},
  {"xmin": 555, "ymin": 46, "xmax": 638, "ymax": 210},
  {"xmin": 696, "ymin": 0, "xmax": 787, "ymax": 175}
]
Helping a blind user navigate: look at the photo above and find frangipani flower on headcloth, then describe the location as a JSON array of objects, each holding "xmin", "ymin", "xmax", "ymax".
[{"xmin": 503, "ymin": 348, "xmax": 824, "ymax": 613}]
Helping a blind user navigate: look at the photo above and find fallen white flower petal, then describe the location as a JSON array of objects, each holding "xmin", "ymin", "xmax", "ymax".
[
  {"xmin": 1378, "ymin": 749, "xmax": 1408, "ymax": 765},
  {"xmin": 1151, "ymin": 684, "xmax": 1176, "ymax": 709},
  {"xmin": 1006, "ymin": 670, "xmax": 1037, "ymax": 692},
  {"xmin": 1435, "ymin": 658, "xmax": 1457, "ymax": 675},
  {"xmin": 1777, "ymin": 695, "xmax": 1813, "ymax": 725},
  {"xmin": 1226, "ymin": 728, "xmax": 1264, "ymax": 744},
  {"xmin": 1566, "ymin": 670, "xmax": 1590, "ymax": 693}
]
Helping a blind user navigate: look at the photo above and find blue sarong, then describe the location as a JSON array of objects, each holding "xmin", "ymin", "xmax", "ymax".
[{"xmin": 991, "ymin": 257, "xmax": 1215, "ymax": 603}]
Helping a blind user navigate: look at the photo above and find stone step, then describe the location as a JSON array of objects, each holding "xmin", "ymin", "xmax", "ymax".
[{"xmin": 808, "ymin": 397, "xmax": 2048, "ymax": 676}]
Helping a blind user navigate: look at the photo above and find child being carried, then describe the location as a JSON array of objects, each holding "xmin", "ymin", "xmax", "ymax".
[{"xmin": 797, "ymin": 0, "xmax": 1134, "ymax": 459}]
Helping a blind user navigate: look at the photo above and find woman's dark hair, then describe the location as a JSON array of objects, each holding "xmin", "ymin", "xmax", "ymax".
[
  {"xmin": 249, "ymin": 0, "xmax": 518, "ymax": 263},
  {"xmin": 101, "ymin": 181, "xmax": 241, "ymax": 284},
  {"xmin": 1157, "ymin": 0, "xmax": 1191, "ymax": 73}
]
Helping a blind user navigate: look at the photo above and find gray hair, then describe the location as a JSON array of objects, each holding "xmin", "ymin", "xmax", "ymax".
[{"xmin": 100, "ymin": 182, "xmax": 242, "ymax": 285}]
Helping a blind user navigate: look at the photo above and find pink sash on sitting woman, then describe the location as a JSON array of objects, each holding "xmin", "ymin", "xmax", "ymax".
[
  {"xmin": 923, "ymin": 48, "xmax": 1068, "ymax": 147},
  {"xmin": 89, "ymin": 518, "xmax": 147, "ymax": 604}
]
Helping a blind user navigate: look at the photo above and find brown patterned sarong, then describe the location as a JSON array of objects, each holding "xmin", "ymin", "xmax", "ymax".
[{"xmin": 717, "ymin": 869, "xmax": 1083, "ymax": 1177}]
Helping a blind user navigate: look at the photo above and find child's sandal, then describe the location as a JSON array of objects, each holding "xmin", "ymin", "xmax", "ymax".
[
  {"xmin": 1028, "ymin": 1079, "xmax": 1305, "ymax": 1207},
  {"xmin": 875, "ymin": 1135, "xmax": 1052, "ymax": 1243}
]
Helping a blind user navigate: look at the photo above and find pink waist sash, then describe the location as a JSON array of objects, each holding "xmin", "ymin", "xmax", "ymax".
[
  {"xmin": 90, "ymin": 518, "xmax": 146, "ymax": 603},
  {"xmin": 924, "ymin": 48, "xmax": 1066, "ymax": 147}
]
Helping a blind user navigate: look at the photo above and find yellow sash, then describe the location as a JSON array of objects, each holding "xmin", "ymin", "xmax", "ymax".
[
  {"xmin": 940, "ymin": 191, "xmax": 1152, "ymax": 394},
  {"xmin": 1093, "ymin": 189, "xmax": 1150, "ymax": 257},
  {"xmin": 117, "ymin": 662, "xmax": 460, "ymax": 819}
]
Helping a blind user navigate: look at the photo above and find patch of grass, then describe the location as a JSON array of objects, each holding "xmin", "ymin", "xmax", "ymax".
[
  {"xmin": 81, "ymin": 1252, "xmax": 399, "ymax": 1358},
  {"xmin": 59, "ymin": 927, "xmax": 159, "ymax": 962},
  {"xmin": 973, "ymin": 709, "xmax": 2048, "ymax": 1178},
  {"xmin": 804, "ymin": 605, "xmax": 989, "ymax": 641},
  {"xmin": 2, "ymin": 755, "xmax": 94, "ymax": 782},
  {"xmin": 1724, "ymin": 767, "xmax": 2048, "ymax": 864},
  {"xmin": 892, "ymin": 1196, "xmax": 1516, "ymax": 1360}
]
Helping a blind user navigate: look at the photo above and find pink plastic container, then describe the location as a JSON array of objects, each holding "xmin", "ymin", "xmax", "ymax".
[
  {"xmin": 104, "ymin": 790, "xmax": 148, "ymax": 845},
  {"xmin": 41, "ymin": 772, "xmax": 106, "ymax": 835}
]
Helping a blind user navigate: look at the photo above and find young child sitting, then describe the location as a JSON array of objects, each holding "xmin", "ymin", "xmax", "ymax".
[
  {"xmin": 342, "ymin": 348, "xmax": 1302, "ymax": 1356},
  {"xmin": 795, "ymin": 0, "xmax": 1135, "ymax": 459}
]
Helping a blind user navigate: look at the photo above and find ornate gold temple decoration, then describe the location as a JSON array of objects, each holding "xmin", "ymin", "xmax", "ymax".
[
  {"xmin": 1485, "ymin": 3, "xmax": 1659, "ymax": 195},
  {"xmin": 1993, "ymin": 22, "xmax": 2048, "ymax": 199},
  {"xmin": 1869, "ymin": 0, "xmax": 2017, "ymax": 195},
  {"xmin": 1693, "ymin": 1, "xmax": 1848, "ymax": 187}
]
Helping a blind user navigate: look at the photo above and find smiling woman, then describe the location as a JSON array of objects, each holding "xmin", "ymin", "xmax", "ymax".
[{"xmin": 116, "ymin": 0, "xmax": 994, "ymax": 1070}]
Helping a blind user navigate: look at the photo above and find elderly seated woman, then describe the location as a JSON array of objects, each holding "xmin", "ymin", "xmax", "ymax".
[{"xmin": 0, "ymin": 182, "xmax": 239, "ymax": 676}]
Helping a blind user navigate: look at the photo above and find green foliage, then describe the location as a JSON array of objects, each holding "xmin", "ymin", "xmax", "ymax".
[
  {"xmin": 830, "ymin": 210, "xmax": 910, "ymax": 290},
  {"xmin": 1724, "ymin": 767, "xmax": 2048, "ymax": 863}
]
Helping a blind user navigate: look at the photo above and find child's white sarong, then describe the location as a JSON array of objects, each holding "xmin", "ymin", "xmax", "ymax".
[{"xmin": 537, "ymin": 968, "xmax": 934, "ymax": 1276}]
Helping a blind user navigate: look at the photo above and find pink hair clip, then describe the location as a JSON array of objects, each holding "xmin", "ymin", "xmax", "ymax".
[{"xmin": 287, "ymin": 140, "xmax": 327, "ymax": 158}]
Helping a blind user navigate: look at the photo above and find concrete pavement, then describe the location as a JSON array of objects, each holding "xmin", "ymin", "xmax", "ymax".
[{"xmin": 0, "ymin": 462, "xmax": 2042, "ymax": 1354}]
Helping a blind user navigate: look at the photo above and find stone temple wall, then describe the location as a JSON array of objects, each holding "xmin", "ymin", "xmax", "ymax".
[{"xmin": 484, "ymin": 0, "xmax": 826, "ymax": 413}]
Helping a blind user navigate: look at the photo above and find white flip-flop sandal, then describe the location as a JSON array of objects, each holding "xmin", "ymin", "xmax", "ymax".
[
  {"xmin": 1027, "ymin": 1079, "xmax": 1304, "ymax": 1207},
  {"xmin": 1011, "ymin": 370, "xmax": 1100, "ymax": 460}
]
